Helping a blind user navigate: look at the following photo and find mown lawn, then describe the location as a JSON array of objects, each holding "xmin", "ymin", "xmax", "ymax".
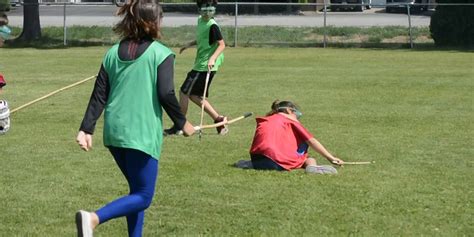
[{"xmin": 0, "ymin": 47, "xmax": 472, "ymax": 236}]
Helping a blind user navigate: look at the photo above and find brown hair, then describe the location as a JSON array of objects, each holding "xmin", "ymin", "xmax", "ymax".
[
  {"xmin": 197, "ymin": 0, "xmax": 218, "ymax": 8},
  {"xmin": 267, "ymin": 100, "xmax": 300, "ymax": 116},
  {"xmin": 113, "ymin": 0, "xmax": 163, "ymax": 40}
]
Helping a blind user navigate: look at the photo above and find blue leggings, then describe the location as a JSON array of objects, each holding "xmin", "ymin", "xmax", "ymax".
[{"xmin": 95, "ymin": 147, "xmax": 159, "ymax": 237}]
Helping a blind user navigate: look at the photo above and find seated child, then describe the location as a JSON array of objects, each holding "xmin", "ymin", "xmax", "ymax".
[
  {"xmin": 236, "ymin": 100, "xmax": 344, "ymax": 174},
  {"xmin": 0, "ymin": 73, "xmax": 10, "ymax": 135}
]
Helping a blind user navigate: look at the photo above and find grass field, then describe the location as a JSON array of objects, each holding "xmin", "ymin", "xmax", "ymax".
[{"xmin": 0, "ymin": 47, "xmax": 473, "ymax": 236}]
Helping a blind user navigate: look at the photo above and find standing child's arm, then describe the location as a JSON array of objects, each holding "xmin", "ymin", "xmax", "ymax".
[
  {"xmin": 208, "ymin": 39, "xmax": 225, "ymax": 70},
  {"xmin": 179, "ymin": 40, "xmax": 197, "ymax": 54},
  {"xmin": 76, "ymin": 65, "xmax": 109, "ymax": 151},
  {"xmin": 306, "ymin": 138, "xmax": 344, "ymax": 165}
]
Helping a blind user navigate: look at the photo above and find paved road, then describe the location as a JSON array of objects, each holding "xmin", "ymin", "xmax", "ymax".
[{"xmin": 6, "ymin": 5, "xmax": 432, "ymax": 27}]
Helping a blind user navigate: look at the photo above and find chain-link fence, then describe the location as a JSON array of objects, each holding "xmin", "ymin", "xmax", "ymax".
[{"xmin": 5, "ymin": 2, "xmax": 473, "ymax": 48}]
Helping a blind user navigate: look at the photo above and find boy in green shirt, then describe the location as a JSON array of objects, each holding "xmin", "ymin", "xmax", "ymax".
[{"xmin": 164, "ymin": 0, "xmax": 227, "ymax": 135}]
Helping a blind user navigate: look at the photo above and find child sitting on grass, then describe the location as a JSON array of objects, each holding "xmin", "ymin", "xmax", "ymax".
[
  {"xmin": 0, "ymin": 73, "xmax": 10, "ymax": 135},
  {"xmin": 236, "ymin": 100, "xmax": 344, "ymax": 174}
]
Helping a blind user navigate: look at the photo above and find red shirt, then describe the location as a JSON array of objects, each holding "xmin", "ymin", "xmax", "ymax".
[
  {"xmin": 0, "ymin": 74, "xmax": 6, "ymax": 88},
  {"xmin": 249, "ymin": 113, "xmax": 314, "ymax": 170}
]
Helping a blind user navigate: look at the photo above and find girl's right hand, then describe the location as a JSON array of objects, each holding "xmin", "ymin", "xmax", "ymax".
[{"xmin": 181, "ymin": 121, "xmax": 196, "ymax": 137}]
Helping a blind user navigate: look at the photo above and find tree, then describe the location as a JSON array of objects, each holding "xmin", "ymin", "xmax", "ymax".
[
  {"xmin": 18, "ymin": 0, "xmax": 41, "ymax": 41},
  {"xmin": 430, "ymin": 0, "xmax": 474, "ymax": 47}
]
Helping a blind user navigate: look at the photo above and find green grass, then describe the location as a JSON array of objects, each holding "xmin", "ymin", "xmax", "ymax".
[
  {"xmin": 0, "ymin": 47, "xmax": 473, "ymax": 236},
  {"xmin": 6, "ymin": 25, "xmax": 433, "ymax": 48}
]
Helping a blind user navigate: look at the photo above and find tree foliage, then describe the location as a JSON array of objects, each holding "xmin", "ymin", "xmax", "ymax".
[{"xmin": 430, "ymin": 0, "xmax": 474, "ymax": 47}]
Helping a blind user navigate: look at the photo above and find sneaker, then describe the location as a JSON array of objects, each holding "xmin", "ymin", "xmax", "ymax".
[
  {"xmin": 214, "ymin": 116, "xmax": 228, "ymax": 135},
  {"xmin": 163, "ymin": 126, "xmax": 180, "ymax": 136},
  {"xmin": 235, "ymin": 160, "xmax": 253, "ymax": 169},
  {"xmin": 305, "ymin": 165, "xmax": 338, "ymax": 174},
  {"xmin": 75, "ymin": 210, "xmax": 93, "ymax": 237}
]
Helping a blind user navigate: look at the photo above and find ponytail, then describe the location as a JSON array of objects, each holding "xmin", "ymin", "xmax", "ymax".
[{"xmin": 114, "ymin": 0, "xmax": 163, "ymax": 40}]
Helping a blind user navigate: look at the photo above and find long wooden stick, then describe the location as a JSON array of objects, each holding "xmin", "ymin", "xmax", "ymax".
[
  {"xmin": 198, "ymin": 71, "xmax": 211, "ymax": 140},
  {"xmin": 10, "ymin": 75, "xmax": 96, "ymax": 114}
]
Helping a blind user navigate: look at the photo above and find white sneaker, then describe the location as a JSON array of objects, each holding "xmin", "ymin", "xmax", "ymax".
[
  {"xmin": 75, "ymin": 210, "xmax": 93, "ymax": 237},
  {"xmin": 305, "ymin": 165, "xmax": 338, "ymax": 174}
]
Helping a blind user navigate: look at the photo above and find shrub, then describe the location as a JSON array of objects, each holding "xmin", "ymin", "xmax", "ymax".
[
  {"xmin": 0, "ymin": 0, "xmax": 10, "ymax": 11},
  {"xmin": 430, "ymin": 0, "xmax": 474, "ymax": 47}
]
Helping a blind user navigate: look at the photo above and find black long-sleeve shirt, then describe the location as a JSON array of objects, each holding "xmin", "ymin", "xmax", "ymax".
[{"xmin": 79, "ymin": 38, "xmax": 186, "ymax": 134}]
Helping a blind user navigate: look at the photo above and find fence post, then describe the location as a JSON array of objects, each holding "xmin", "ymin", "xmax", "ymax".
[
  {"xmin": 234, "ymin": 2, "xmax": 238, "ymax": 47},
  {"xmin": 406, "ymin": 4, "xmax": 413, "ymax": 48},
  {"xmin": 63, "ymin": 3, "xmax": 67, "ymax": 46},
  {"xmin": 323, "ymin": 1, "xmax": 327, "ymax": 48}
]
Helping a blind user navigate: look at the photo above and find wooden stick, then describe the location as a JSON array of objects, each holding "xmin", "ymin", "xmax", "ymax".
[
  {"xmin": 342, "ymin": 161, "xmax": 374, "ymax": 165},
  {"xmin": 10, "ymin": 75, "xmax": 96, "ymax": 114},
  {"xmin": 177, "ymin": 112, "xmax": 253, "ymax": 135},
  {"xmin": 199, "ymin": 112, "xmax": 253, "ymax": 129},
  {"xmin": 198, "ymin": 71, "xmax": 211, "ymax": 140}
]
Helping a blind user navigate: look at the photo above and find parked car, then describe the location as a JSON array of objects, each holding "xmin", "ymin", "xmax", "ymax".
[
  {"xmin": 10, "ymin": 0, "xmax": 20, "ymax": 7},
  {"xmin": 386, "ymin": 0, "xmax": 429, "ymax": 13},
  {"xmin": 330, "ymin": 0, "xmax": 371, "ymax": 12}
]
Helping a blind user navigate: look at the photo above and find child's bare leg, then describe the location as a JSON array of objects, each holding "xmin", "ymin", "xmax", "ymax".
[
  {"xmin": 189, "ymin": 95, "xmax": 220, "ymax": 120},
  {"xmin": 179, "ymin": 91, "xmax": 190, "ymax": 116},
  {"xmin": 91, "ymin": 212, "xmax": 99, "ymax": 229},
  {"xmin": 304, "ymin": 157, "xmax": 317, "ymax": 168}
]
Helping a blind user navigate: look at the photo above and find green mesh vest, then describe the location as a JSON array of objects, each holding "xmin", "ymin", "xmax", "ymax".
[
  {"xmin": 102, "ymin": 41, "xmax": 174, "ymax": 160},
  {"xmin": 193, "ymin": 16, "xmax": 224, "ymax": 72}
]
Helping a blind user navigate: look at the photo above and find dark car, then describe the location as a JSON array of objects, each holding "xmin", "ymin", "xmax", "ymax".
[
  {"xmin": 386, "ymin": 0, "xmax": 430, "ymax": 13},
  {"xmin": 330, "ymin": 0, "xmax": 371, "ymax": 12}
]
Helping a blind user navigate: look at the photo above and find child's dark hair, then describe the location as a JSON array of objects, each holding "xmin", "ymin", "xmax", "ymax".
[
  {"xmin": 114, "ymin": 0, "xmax": 163, "ymax": 40},
  {"xmin": 197, "ymin": 0, "xmax": 218, "ymax": 8},
  {"xmin": 267, "ymin": 100, "xmax": 300, "ymax": 116},
  {"xmin": 0, "ymin": 13, "xmax": 8, "ymax": 26}
]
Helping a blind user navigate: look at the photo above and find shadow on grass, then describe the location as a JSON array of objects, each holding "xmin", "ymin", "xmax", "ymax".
[{"xmin": 4, "ymin": 36, "xmax": 113, "ymax": 49}]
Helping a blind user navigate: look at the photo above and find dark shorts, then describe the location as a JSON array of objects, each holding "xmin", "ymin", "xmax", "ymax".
[
  {"xmin": 180, "ymin": 70, "xmax": 216, "ymax": 97},
  {"xmin": 250, "ymin": 154, "xmax": 285, "ymax": 171}
]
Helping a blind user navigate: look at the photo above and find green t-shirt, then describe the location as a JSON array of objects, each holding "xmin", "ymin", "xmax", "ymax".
[
  {"xmin": 102, "ymin": 41, "xmax": 174, "ymax": 160},
  {"xmin": 193, "ymin": 16, "xmax": 224, "ymax": 72}
]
